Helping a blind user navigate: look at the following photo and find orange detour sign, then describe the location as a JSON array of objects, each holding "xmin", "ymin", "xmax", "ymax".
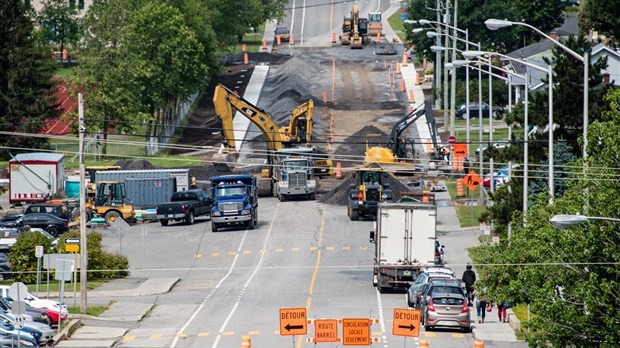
[
  {"xmin": 463, "ymin": 170, "xmax": 483, "ymax": 191},
  {"xmin": 279, "ymin": 308, "xmax": 307, "ymax": 336},
  {"xmin": 314, "ymin": 319, "xmax": 339, "ymax": 343},
  {"xmin": 342, "ymin": 318, "xmax": 370, "ymax": 346},
  {"xmin": 392, "ymin": 308, "xmax": 421, "ymax": 337}
]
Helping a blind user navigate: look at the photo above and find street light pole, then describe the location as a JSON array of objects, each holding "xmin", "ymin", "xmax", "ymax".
[{"xmin": 550, "ymin": 214, "xmax": 620, "ymax": 230}]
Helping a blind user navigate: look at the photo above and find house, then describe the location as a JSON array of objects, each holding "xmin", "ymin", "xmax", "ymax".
[{"xmin": 591, "ymin": 44, "xmax": 620, "ymax": 86}]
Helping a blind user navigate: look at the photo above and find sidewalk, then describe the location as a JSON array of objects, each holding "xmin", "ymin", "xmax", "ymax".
[{"xmin": 472, "ymin": 306, "xmax": 522, "ymax": 343}]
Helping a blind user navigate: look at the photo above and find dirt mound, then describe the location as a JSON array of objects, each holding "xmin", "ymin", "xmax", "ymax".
[
  {"xmin": 218, "ymin": 52, "xmax": 292, "ymax": 65},
  {"xmin": 188, "ymin": 165, "xmax": 231, "ymax": 181},
  {"xmin": 334, "ymin": 125, "xmax": 388, "ymax": 166},
  {"xmin": 319, "ymin": 173, "xmax": 411, "ymax": 206},
  {"xmin": 115, "ymin": 159, "xmax": 157, "ymax": 170}
]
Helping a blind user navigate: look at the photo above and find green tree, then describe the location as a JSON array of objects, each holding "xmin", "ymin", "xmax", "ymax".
[
  {"xmin": 9, "ymin": 232, "xmax": 54, "ymax": 283},
  {"xmin": 38, "ymin": 0, "xmax": 81, "ymax": 64},
  {"xmin": 57, "ymin": 231, "xmax": 129, "ymax": 279},
  {"xmin": 0, "ymin": 0, "xmax": 56, "ymax": 160},
  {"xmin": 580, "ymin": 0, "xmax": 620, "ymax": 41},
  {"xmin": 470, "ymin": 87, "xmax": 620, "ymax": 347}
]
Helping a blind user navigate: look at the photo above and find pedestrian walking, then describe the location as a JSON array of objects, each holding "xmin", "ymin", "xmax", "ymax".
[
  {"xmin": 475, "ymin": 292, "xmax": 488, "ymax": 324},
  {"xmin": 462, "ymin": 264, "xmax": 476, "ymax": 306},
  {"xmin": 496, "ymin": 300, "xmax": 508, "ymax": 323}
]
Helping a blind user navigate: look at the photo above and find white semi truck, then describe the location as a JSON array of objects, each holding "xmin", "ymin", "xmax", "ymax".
[{"xmin": 370, "ymin": 202, "xmax": 437, "ymax": 293}]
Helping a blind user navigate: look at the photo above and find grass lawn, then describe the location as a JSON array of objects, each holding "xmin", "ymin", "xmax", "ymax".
[
  {"xmin": 445, "ymin": 178, "xmax": 487, "ymax": 228},
  {"xmin": 387, "ymin": 9, "xmax": 407, "ymax": 43},
  {"xmin": 54, "ymin": 68, "xmax": 74, "ymax": 78},
  {"xmin": 68, "ymin": 300, "xmax": 115, "ymax": 316},
  {"xmin": 234, "ymin": 24, "xmax": 266, "ymax": 53}
]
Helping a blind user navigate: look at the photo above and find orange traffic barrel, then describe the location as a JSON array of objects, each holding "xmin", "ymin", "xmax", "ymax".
[
  {"xmin": 242, "ymin": 43, "xmax": 247, "ymax": 52},
  {"xmin": 457, "ymin": 179, "xmax": 464, "ymax": 197},
  {"xmin": 262, "ymin": 39, "xmax": 267, "ymax": 50},
  {"xmin": 290, "ymin": 34, "xmax": 295, "ymax": 45},
  {"xmin": 276, "ymin": 35, "xmax": 281, "ymax": 45},
  {"xmin": 331, "ymin": 32, "xmax": 336, "ymax": 43},
  {"xmin": 400, "ymin": 80, "xmax": 406, "ymax": 92},
  {"xmin": 323, "ymin": 90, "xmax": 328, "ymax": 103},
  {"xmin": 241, "ymin": 335, "xmax": 251, "ymax": 348},
  {"xmin": 376, "ymin": 32, "xmax": 381, "ymax": 44},
  {"xmin": 396, "ymin": 63, "xmax": 401, "ymax": 74},
  {"xmin": 409, "ymin": 90, "xmax": 415, "ymax": 103},
  {"xmin": 243, "ymin": 53, "xmax": 249, "ymax": 65},
  {"xmin": 474, "ymin": 340, "xmax": 484, "ymax": 348},
  {"xmin": 420, "ymin": 338, "xmax": 430, "ymax": 347},
  {"xmin": 402, "ymin": 52, "xmax": 407, "ymax": 66},
  {"xmin": 336, "ymin": 162, "xmax": 343, "ymax": 179}
]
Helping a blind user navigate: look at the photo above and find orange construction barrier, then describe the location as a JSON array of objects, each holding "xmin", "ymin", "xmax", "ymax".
[
  {"xmin": 331, "ymin": 32, "xmax": 336, "ymax": 43},
  {"xmin": 402, "ymin": 52, "xmax": 407, "ymax": 66},
  {"xmin": 62, "ymin": 49, "xmax": 68, "ymax": 60},
  {"xmin": 290, "ymin": 34, "xmax": 295, "ymax": 45},
  {"xmin": 396, "ymin": 63, "xmax": 401, "ymax": 74},
  {"xmin": 323, "ymin": 90, "xmax": 328, "ymax": 103},
  {"xmin": 242, "ymin": 43, "xmax": 247, "ymax": 52},
  {"xmin": 241, "ymin": 335, "xmax": 251, "ymax": 348},
  {"xmin": 474, "ymin": 340, "xmax": 484, "ymax": 348},
  {"xmin": 243, "ymin": 53, "xmax": 249, "ymax": 65},
  {"xmin": 336, "ymin": 162, "xmax": 343, "ymax": 179},
  {"xmin": 457, "ymin": 179, "xmax": 465, "ymax": 197},
  {"xmin": 262, "ymin": 39, "xmax": 267, "ymax": 50},
  {"xmin": 408, "ymin": 105, "xmax": 414, "ymax": 113},
  {"xmin": 409, "ymin": 90, "xmax": 415, "ymax": 103},
  {"xmin": 400, "ymin": 80, "xmax": 406, "ymax": 92},
  {"xmin": 422, "ymin": 194, "xmax": 430, "ymax": 203},
  {"xmin": 376, "ymin": 32, "xmax": 381, "ymax": 44},
  {"xmin": 420, "ymin": 339, "xmax": 429, "ymax": 347},
  {"xmin": 276, "ymin": 35, "xmax": 281, "ymax": 45}
]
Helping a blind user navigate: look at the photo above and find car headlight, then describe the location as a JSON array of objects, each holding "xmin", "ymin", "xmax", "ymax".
[
  {"xmin": 211, "ymin": 211, "xmax": 222, "ymax": 217},
  {"xmin": 307, "ymin": 180, "xmax": 316, "ymax": 188},
  {"xmin": 241, "ymin": 209, "xmax": 252, "ymax": 215}
]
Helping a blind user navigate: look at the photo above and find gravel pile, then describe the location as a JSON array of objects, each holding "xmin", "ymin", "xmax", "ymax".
[
  {"xmin": 188, "ymin": 165, "xmax": 231, "ymax": 181},
  {"xmin": 334, "ymin": 125, "xmax": 387, "ymax": 166},
  {"xmin": 115, "ymin": 159, "xmax": 156, "ymax": 170},
  {"xmin": 319, "ymin": 173, "xmax": 411, "ymax": 206}
]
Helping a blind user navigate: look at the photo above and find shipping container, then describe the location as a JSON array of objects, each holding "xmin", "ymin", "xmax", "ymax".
[
  {"xmin": 9, "ymin": 153, "xmax": 65, "ymax": 204},
  {"xmin": 95, "ymin": 169, "xmax": 189, "ymax": 191},
  {"xmin": 124, "ymin": 177, "xmax": 177, "ymax": 209}
]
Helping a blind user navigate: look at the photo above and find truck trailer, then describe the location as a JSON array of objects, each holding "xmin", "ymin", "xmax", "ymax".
[{"xmin": 370, "ymin": 202, "xmax": 437, "ymax": 293}]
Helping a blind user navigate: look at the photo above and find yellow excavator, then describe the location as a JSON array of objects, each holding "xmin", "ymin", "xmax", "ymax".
[
  {"xmin": 340, "ymin": 3, "xmax": 364, "ymax": 48},
  {"xmin": 213, "ymin": 84, "xmax": 332, "ymax": 193}
]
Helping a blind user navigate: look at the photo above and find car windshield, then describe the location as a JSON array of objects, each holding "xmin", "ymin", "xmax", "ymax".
[
  {"xmin": 433, "ymin": 297, "xmax": 465, "ymax": 305},
  {"xmin": 283, "ymin": 160, "xmax": 308, "ymax": 171},
  {"xmin": 429, "ymin": 286, "xmax": 463, "ymax": 295}
]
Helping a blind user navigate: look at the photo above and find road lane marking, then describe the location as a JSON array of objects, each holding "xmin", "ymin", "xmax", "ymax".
[
  {"xmin": 424, "ymin": 332, "xmax": 437, "ymax": 337},
  {"xmin": 211, "ymin": 205, "xmax": 280, "ymax": 348},
  {"xmin": 276, "ymin": 248, "xmax": 284, "ymax": 252},
  {"xmin": 452, "ymin": 333, "xmax": 465, "ymax": 338},
  {"xmin": 375, "ymin": 284, "xmax": 387, "ymax": 345},
  {"xmin": 360, "ymin": 246, "xmax": 368, "ymax": 250},
  {"xmin": 300, "ymin": 0, "xmax": 307, "ymax": 46},
  {"xmin": 222, "ymin": 332, "xmax": 234, "ymax": 336},
  {"xmin": 296, "ymin": 209, "xmax": 325, "ymax": 348},
  {"xmin": 248, "ymin": 330, "xmax": 260, "ymax": 335},
  {"xmin": 292, "ymin": 247, "xmax": 300, "ymax": 252},
  {"xmin": 242, "ymin": 250, "xmax": 252, "ymax": 254},
  {"xmin": 198, "ymin": 332, "xmax": 209, "ymax": 337},
  {"xmin": 326, "ymin": 246, "xmax": 334, "ymax": 250},
  {"xmin": 194, "ymin": 253, "xmax": 202, "ymax": 258},
  {"xmin": 123, "ymin": 336, "xmax": 136, "ymax": 341},
  {"xmin": 310, "ymin": 246, "xmax": 318, "ymax": 251},
  {"xmin": 211, "ymin": 252, "xmax": 220, "ymax": 257},
  {"xmin": 342, "ymin": 246, "xmax": 351, "ymax": 250},
  {"xmin": 149, "ymin": 334, "xmax": 161, "ymax": 339},
  {"xmin": 170, "ymin": 220, "xmax": 254, "ymax": 348},
  {"xmin": 228, "ymin": 251, "xmax": 237, "ymax": 256},
  {"xmin": 176, "ymin": 333, "xmax": 187, "ymax": 337}
]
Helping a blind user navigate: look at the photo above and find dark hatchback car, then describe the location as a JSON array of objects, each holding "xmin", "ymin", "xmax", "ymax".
[
  {"xmin": 456, "ymin": 102, "xmax": 504, "ymax": 119},
  {"xmin": 0, "ymin": 254, "xmax": 10, "ymax": 280},
  {"xmin": 18, "ymin": 213, "xmax": 69, "ymax": 237}
]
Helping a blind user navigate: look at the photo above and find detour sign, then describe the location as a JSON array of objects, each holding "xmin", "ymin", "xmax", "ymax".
[
  {"xmin": 279, "ymin": 308, "xmax": 307, "ymax": 336},
  {"xmin": 392, "ymin": 308, "xmax": 421, "ymax": 337},
  {"xmin": 314, "ymin": 319, "xmax": 339, "ymax": 342},
  {"xmin": 342, "ymin": 318, "xmax": 370, "ymax": 346}
]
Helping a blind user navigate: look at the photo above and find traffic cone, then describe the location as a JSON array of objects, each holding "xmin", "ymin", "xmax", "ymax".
[
  {"xmin": 336, "ymin": 162, "xmax": 343, "ymax": 179},
  {"xmin": 262, "ymin": 39, "xmax": 267, "ymax": 50},
  {"xmin": 323, "ymin": 90, "xmax": 328, "ymax": 103},
  {"xmin": 244, "ymin": 53, "xmax": 249, "ymax": 65},
  {"xmin": 474, "ymin": 340, "xmax": 484, "ymax": 348},
  {"xmin": 241, "ymin": 335, "xmax": 251, "ymax": 348},
  {"xmin": 396, "ymin": 63, "xmax": 401, "ymax": 74},
  {"xmin": 242, "ymin": 43, "xmax": 247, "ymax": 52},
  {"xmin": 376, "ymin": 32, "xmax": 381, "ymax": 44},
  {"xmin": 402, "ymin": 52, "xmax": 407, "ymax": 66},
  {"xmin": 276, "ymin": 35, "xmax": 281, "ymax": 45},
  {"xmin": 290, "ymin": 34, "xmax": 295, "ymax": 45},
  {"xmin": 457, "ymin": 179, "xmax": 464, "ymax": 197},
  {"xmin": 420, "ymin": 339, "xmax": 429, "ymax": 347},
  {"xmin": 331, "ymin": 32, "xmax": 336, "ymax": 44},
  {"xmin": 400, "ymin": 80, "xmax": 406, "ymax": 92},
  {"xmin": 409, "ymin": 90, "xmax": 415, "ymax": 103}
]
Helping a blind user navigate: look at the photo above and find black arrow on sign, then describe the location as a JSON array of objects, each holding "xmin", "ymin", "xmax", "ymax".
[
  {"xmin": 398, "ymin": 324, "xmax": 416, "ymax": 331},
  {"xmin": 285, "ymin": 324, "xmax": 304, "ymax": 331}
]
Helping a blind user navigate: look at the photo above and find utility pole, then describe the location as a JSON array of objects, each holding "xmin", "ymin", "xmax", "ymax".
[{"xmin": 78, "ymin": 93, "xmax": 88, "ymax": 313}]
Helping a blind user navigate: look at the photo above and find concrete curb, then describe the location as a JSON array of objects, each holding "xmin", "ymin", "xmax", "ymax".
[
  {"xmin": 507, "ymin": 308, "xmax": 522, "ymax": 331},
  {"xmin": 53, "ymin": 319, "xmax": 82, "ymax": 343}
]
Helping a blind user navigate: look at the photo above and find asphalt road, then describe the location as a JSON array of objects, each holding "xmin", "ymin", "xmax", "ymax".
[{"xmin": 98, "ymin": 191, "xmax": 482, "ymax": 348}]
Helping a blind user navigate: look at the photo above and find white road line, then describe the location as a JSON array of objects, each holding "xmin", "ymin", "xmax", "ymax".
[
  {"xmin": 170, "ymin": 231, "xmax": 250, "ymax": 348},
  {"xmin": 375, "ymin": 0, "xmax": 382, "ymax": 13},
  {"xmin": 375, "ymin": 288, "xmax": 387, "ymax": 344},
  {"xmin": 290, "ymin": 0, "xmax": 296, "ymax": 42},
  {"xmin": 300, "ymin": 0, "xmax": 306, "ymax": 46},
  {"xmin": 211, "ymin": 204, "xmax": 279, "ymax": 348}
]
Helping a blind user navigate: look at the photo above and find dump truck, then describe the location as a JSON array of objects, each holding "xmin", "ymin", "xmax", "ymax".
[
  {"xmin": 273, "ymin": 148, "xmax": 317, "ymax": 201},
  {"xmin": 210, "ymin": 174, "xmax": 258, "ymax": 232},
  {"xmin": 369, "ymin": 202, "xmax": 437, "ymax": 293}
]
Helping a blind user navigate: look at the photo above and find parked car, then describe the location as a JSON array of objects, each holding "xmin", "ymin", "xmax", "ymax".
[
  {"xmin": 406, "ymin": 271, "xmax": 457, "ymax": 308},
  {"xmin": 0, "ymin": 287, "xmax": 68, "ymax": 323},
  {"xmin": 0, "ymin": 254, "xmax": 10, "ymax": 280},
  {"xmin": 2, "ymin": 202, "xmax": 73, "ymax": 222},
  {"xmin": 0, "ymin": 312, "xmax": 53, "ymax": 346},
  {"xmin": 274, "ymin": 24, "xmax": 291, "ymax": 41},
  {"xmin": 0, "ymin": 297, "xmax": 51, "ymax": 326},
  {"xmin": 475, "ymin": 138, "xmax": 511, "ymax": 157},
  {"xmin": 456, "ymin": 102, "xmax": 504, "ymax": 119},
  {"xmin": 418, "ymin": 279, "xmax": 467, "ymax": 309},
  {"xmin": 17, "ymin": 213, "xmax": 69, "ymax": 237},
  {"xmin": 0, "ymin": 318, "xmax": 38, "ymax": 347},
  {"xmin": 156, "ymin": 189, "xmax": 212, "ymax": 226},
  {"xmin": 430, "ymin": 185, "xmax": 447, "ymax": 192},
  {"xmin": 421, "ymin": 293, "xmax": 471, "ymax": 332}
]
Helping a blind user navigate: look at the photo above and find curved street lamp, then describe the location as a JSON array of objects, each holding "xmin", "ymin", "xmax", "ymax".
[
  {"xmin": 549, "ymin": 214, "xmax": 620, "ymax": 230},
  {"xmin": 484, "ymin": 18, "xmax": 589, "ymax": 163}
]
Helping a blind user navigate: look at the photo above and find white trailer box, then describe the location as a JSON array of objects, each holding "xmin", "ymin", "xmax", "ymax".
[
  {"xmin": 9, "ymin": 153, "xmax": 65, "ymax": 204},
  {"xmin": 372, "ymin": 202, "xmax": 437, "ymax": 292}
]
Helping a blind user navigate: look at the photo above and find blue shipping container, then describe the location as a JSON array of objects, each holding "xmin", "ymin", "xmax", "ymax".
[{"xmin": 124, "ymin": 177, "xmax": 177, "ymax": 209}]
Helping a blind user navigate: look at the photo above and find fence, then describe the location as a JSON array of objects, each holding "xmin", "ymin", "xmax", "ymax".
[{"xmin": 146, "ymin": 92, "xmax": 199, "ymax": 156}]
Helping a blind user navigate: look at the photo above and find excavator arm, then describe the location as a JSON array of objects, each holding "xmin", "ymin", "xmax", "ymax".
[
  {"xmin": 387, "ymin": 100, "xmax": 433, "ymax": 158},
  {"xmin": 281, "ymin": 99, "xmax": 313, "ymax": 144},
  {"xmin": 213, "ymin": 83, "xmax": 284, "ymax": 152}
]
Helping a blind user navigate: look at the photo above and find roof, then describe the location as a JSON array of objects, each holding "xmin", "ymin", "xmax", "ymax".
[
  {"xmin": 10, "ymin": 153, "xmax": 64, "ymax": 163},
  {"xmin": 553, "ymin": 13, "xmax": 579, "ymax": 37},
  {"xmin": 591, "ymin": 43, "xmax": 620, "ymax": 61},
  {"xmin": 507, "ymin": 39, "xmax": 555, "ymax": 62}
]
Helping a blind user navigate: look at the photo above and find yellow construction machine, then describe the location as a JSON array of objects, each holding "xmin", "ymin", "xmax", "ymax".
[
  {"xmin": 368, "ymin": 12, "xmax": 383, "ymax": 37},
  {"xmin": 340, "ymin": 3, "xmax": 364, "ymax": 48},
  {"xmin": 279, "ymin": 99, "xmax": 314, "ymax": 145},
  {"xmin": 89, "ymin": 181, "xmax": 135, "ymax": 225}
]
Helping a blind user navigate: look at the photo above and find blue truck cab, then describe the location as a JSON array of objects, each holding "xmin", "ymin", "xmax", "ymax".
[{"xmin": 210, "ymin": 174, "xmax": 258, "ymax": 232}]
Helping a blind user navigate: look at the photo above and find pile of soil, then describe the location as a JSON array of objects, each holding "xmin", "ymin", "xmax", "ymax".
[
  {"xmin": 334, "ymin": 125, "xmax": 388, "ymax": 166},
  {"xmin": 188, "ymin": 165, "xmax": 231, "ymax": 181},
  {"xmin": 319, "ymin": 173, "xmax": 411, "ymax": 206},
  {"xmin": 115, "ymin": 159, "xmax": 156, "ymax": 170}
]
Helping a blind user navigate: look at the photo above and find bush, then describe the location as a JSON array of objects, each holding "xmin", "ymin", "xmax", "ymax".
[
  {"xmin": 9, "ymin": 231, "xmax": 54, "ymax": 283},
  {"xmin": 10, "ymin": 230, "xmax": 129, "ymax": 284}
]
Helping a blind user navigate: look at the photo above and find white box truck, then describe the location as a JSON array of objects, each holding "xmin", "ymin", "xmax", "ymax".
[
  {"xmin": 370, "ymin": 202, "xmax": 437, "ymax": 293},
  {"xmin": 9, "ymin": 153, "xmax": 65, "ymax": 205}
]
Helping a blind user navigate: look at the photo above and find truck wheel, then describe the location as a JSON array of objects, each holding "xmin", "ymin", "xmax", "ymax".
[
  {"xmin": 160, "ymin": 219, "xmax": 169, "ymax": 226},
  {"xmin": 211, "ymin": 222, "xmax": 218, "ymax": 232},
  {"xmin": 254, "ymin": 210, "xmax": 258, "ymax": 226},
  {"xmin": 248, "ymin": 212, "xmax": 255, "ymax": 230},
  {"xmin": 105, "ymin": 211, "xmax": 121, "ymax": 225},
  {"xmin": 309, "ymin": 192, "xmax": 316, "ymax": 200},
  {"xmin": 350, "ymin": 208, "xmax": 360, "ymax": 221},
  {"xmin": 272, "ymin": 182, "xmax": 278, "ymax": 197},
  {"xmin": 377, "ymin": 274, "xmax": 387, "ymax": 293},
  {"xmin": 279, "ymin": 193, "xmax": 286, "ymax": 202},
  {"xmin": 185, "ymin": 211, "xmax": 195, "ymax": 225}
]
